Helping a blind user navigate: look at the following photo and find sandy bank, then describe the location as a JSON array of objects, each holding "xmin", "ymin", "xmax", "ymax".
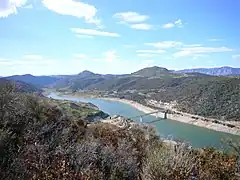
[
  {"xmin": 100, "ymin": 97, "xmax": 240, "ymax": 136},
  {"xmin": 51, "ymin": 92, "xmax": 240, "ymax": 136}
]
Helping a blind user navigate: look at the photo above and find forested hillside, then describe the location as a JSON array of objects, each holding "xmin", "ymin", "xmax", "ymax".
[
  {"xmin": 6, "ymin": 66, "xmax": 239, "ymax": 121},
  {"xmin": 0, "ymin": 82, "xmax": 239, "ymax": 179},
  {"xmin": 51, "ymin": 67, "xmax": 240, "ymax": 121}
]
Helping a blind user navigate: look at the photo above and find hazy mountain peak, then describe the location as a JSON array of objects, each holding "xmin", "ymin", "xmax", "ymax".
[
  {"xmin": 175, "ymin": 66, "xmax": 240, "ymax": 76},
  {"xmin": 78, "ymin": 70, "xmax": 95, "ymax": 76},
  {"xmin": 21, "ymin": 74, "xmax": 34, "ymax": 77},
  {"xmin": 221, "ymin": 66, "xmax": 232, "ymax": 68}
]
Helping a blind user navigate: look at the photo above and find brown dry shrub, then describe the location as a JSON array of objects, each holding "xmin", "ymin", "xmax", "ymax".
[
  {"xmin": 197, "ymin": 148, "xmax": 237, "ymax": 180},
  {"xmin": 143, "ymin": 144, "xmax": 238, "ymax": 180},
  {"xmin": 143, "ymin": 142, "xmax": 197, "ymax": 180}
]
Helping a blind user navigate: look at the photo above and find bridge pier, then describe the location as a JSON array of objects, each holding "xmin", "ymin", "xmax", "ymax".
[{"xmin": 164, "ymin": 110, "xmax": 168, "ymax": 119}]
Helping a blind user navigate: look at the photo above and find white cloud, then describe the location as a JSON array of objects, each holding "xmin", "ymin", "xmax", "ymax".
[
  {"xmin": 130, "ymin": 23, "xmax": 152, "ymax": 30},
  {"xmin": 113, "ymin": 11, "xmax": 153, "ymax": 30},
  {"xmin": 144, "ymin": 41, "xmax": 233, "ymax": 59},
  {"xmin": 162, "ymin": 19, "xmax": 183, "ymax": 28},
  {"xmin": 76, "ymin": 34, "xmax": 94, "ymax": 39},
  {"xmin": 174, "ymin": 19, "xmax": 183, "ymax": 27},
  {"xmin": 0, "ymin": 57, "xmax": 54, "ymax": 67},
  {"xmin": 103, "ymin": 50, "xmax": 118, "ymax": 63},
  {"xmin": 145, "ymin": 41, "xmax": 183, "ymax": 48},
  {"xmin": 191, "ymin": 54, "xmax": 208, "ymax": 60},
  {"xmin": 162, "ymin": 23, "xmax": 174, "ymax": 29},
  {"xmin": 173, "ymin": 46, "xmax": 233, "ymax": 58},
  {"xmin": 113, "ymin": 12, "xmax": 149, "ymax": 23},
  {"xmin": 23, "ymin": 54, "xmax": 43, "ymax": 60},
  {"xmin": 136, "ymin": 49, "xmax": 166, "ymax": 54},
  {"xmin": 0, "ymin": 58, "xmax": 11, "ymax": 65},
  {"xmin": 73, "ymin": 54, "xmax": 87, "ymax": 59},
  {"xmin": 42, "ymin": 0, "xmax": 102, "ymax": 27},
  {"xmin": 232, "ymin": 54, "xmax": 240, "ymax": 59},
  {"xmin": 0, "ymin": 0, "xmax": 27, "ymax": 18},
  {"xmin": 0, "ymin": 56, "xmax": 74, "ymax": 76},
  {"xmin": 71, "ymin": 28, "xmax": 120, "ymax": 37}
]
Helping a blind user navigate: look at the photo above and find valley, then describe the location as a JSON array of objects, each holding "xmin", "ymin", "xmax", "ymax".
[
  {"xmin": 2, "ymin": 2, "xmax": 240, "ymax": 178},
  {"xmin": 1, "ymin": 66, "xmax": 240, "ymax": 179},
  {"xmin": 3, "ymin": 66, "xmax": 240, "ymax": 134},
  {"xmin": 43, "ymin": 66, "xmax": 240, "ymax": 133}
]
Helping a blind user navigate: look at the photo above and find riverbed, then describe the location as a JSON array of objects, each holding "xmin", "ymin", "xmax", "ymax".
[{"xmin": 47, "ymin": 92, "xmax": 239, "ymax": 149}]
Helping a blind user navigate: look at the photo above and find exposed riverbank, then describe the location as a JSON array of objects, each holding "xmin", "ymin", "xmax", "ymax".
[
  {"xmin": 46, "ymin": 91, "xmax": 240, "ymax": 136},
  {"xmin": 101, "ymin": 97, "xmax": 240, "ymax": 136}
]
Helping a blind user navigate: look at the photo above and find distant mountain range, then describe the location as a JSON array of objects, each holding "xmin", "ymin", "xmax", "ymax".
[
  {"xmin": 174, "ymin": 66, "xmax": 240, "ymax": 76},
  {"xmin": 48, "ymin": 66, "xmax": 239, "ymax": 121},
  {"xmin": 5, "ymin": 74, "xmax": 61, "ymax": 88},
  {"xmin": 0, "ymin": 78, "xmax": 41, "ymax": 93},
  {"xmin": 1, "ymin": 66, "xmax": 240, "ymax": 121},
  {"xmin": 2, "ymin": 66, "xmax": 240, "ymax": 89}
]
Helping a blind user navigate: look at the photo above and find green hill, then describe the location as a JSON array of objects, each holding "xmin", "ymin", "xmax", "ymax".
[
  {"xmin": 50, "ymin": 67, "xmax": 240, "ymax": 121},
  {"xmin": 0, "ymin": 84, "xmax": 238, "ymax": 179},
  {"xmin": 151, "ymin": 76, "xmax": 240, "ymax": 121}
]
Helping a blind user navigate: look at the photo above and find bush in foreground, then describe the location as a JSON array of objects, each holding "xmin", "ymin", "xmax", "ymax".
[{"xmin": 0, "ymin": 84, "xmax": 239, "ymax": 179}]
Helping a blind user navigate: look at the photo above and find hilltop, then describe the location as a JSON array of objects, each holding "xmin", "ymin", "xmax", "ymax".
[
  {"xmin": 48, "ymin": 66, "xmax": 240, "ymax": 122},
  {"xmin": 132, "ymin": 66, "xmax": 171, "ymax": 77},
  {"xmin": 3, "ymin": 66, "xmax": 239, "ymax": 89}
]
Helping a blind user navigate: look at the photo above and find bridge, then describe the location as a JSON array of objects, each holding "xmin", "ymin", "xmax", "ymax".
[{"xmin": 127, "ymin": 109, "xmax": 169, "ymax": 124}]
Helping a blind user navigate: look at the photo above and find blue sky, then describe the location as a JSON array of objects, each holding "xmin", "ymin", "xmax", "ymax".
[{"xmin": 0, "ymin": 0, "xmax": 239, "ymax": 76}]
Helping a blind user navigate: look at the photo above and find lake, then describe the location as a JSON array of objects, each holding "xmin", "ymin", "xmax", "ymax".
[{"xmin": 48, "ymin": 92, "xmax": 239, "ymax": 149}]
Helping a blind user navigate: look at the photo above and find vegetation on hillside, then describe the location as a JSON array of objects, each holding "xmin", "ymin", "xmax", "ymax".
[
  {"xmin": 0, "ymin": 78, "xmax": 41, "ymax": 94},
  {"xmin": 0, "ymin": 83, "xmax": 240, "ymax": 179},
  {"xmin": 5, "ymin": 74, "xmax": 60, "ymax": 88},
  {"xmin": 115, "ymin": 76, "xmax": 240, "ymax": 121},
  {"xmin": 48, "ymin": 99, "xmax": 109, "ymax": 121},
  {"xmin": 52, "ymin": 66, "xmax": 240, "ymax": 121}
]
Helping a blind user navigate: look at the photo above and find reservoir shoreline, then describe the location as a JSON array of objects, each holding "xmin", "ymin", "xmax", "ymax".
[
  {"xmin": 100, "ymin": 97, "xmax": 240, "ymax": 136},
  {"xmin": 47, "ymin": 91, "xmax": 240, "ymax": 136}
]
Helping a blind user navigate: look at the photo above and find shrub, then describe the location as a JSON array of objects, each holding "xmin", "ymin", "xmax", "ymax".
[
  {"xmin": 0, "ymin": 84, "xmax": 239, "ymax": 179},
  {"xmin": 143, "ymin": 143, "xmax": 197, "ymax": 179}
]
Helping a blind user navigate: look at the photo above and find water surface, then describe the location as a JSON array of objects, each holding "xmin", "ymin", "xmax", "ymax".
[{"xmin": 48, "ymin": 92, "xmax": 239, "ymax": 149}]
